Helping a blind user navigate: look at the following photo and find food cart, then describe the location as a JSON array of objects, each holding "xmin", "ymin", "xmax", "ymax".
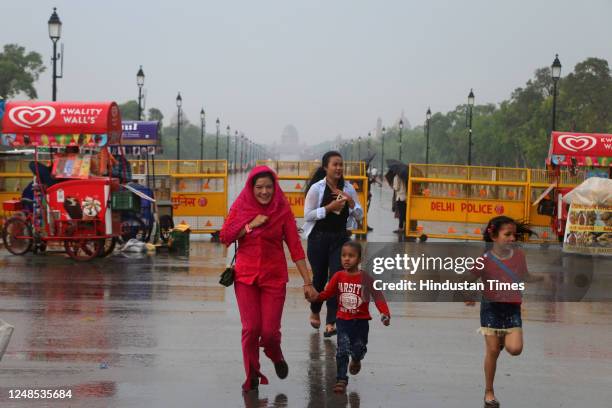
[
  {"xmin": 543, "ymin": 131, "xmax": 612, "ymax": 241},
  {"xmin": 1, "ymin": 101, "xmax": 123, "ymax": 260}
]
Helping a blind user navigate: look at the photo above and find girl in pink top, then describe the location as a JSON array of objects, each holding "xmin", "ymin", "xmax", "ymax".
[{"xmin": 221, "ymin": 166, "xmax": 317, "ymax": 392}]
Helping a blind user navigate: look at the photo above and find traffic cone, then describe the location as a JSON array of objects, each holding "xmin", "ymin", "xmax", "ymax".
[
  {"xmin": 295, "ymin": 182, "xmax": 302, "ymax": 189},
  {"xmin": 542, "ymin": 231, "xmax": 549, "ymax": 239},
  {"xmin": 417, "ymin": 225, "xmax": 424, "ymax": 232},
  {"xmin": 473, "ymin": 228, "xmax": 481, "ymax": 234},
  {"xmin": 205, "ymin": 220, "xmax": 213, "ymax": 227},
  {"xmin": 448, "ymin": 227, "xmax": 457, "ymax": 234},
  {"xmin": 203, "ymin": 182, "xmax": 210, "ymax": 190}
]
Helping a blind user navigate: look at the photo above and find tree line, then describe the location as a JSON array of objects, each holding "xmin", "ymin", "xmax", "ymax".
[{"xmin": 311, "ymin": 57, "xmax": 612, "ymax": 169}]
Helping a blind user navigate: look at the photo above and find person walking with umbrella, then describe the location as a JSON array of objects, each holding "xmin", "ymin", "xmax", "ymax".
[{"xmin": 303, "ymin": 151, "xmax": 363, "ymax": 337}]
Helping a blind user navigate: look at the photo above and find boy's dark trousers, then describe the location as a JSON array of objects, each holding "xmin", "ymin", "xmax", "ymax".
[{"xmin": 335, "ymin": 318, "xmax": 369, "ymax": 381}]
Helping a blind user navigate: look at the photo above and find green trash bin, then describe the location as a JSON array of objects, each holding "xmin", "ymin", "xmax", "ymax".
[{"xmin": 169, "ymin": 223, "xmax": 190, "ymax": 254}]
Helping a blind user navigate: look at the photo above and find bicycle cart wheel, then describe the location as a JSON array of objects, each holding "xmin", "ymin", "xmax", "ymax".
[
  {"xmin": 98, "ymin": 237, "xmax": 117, "ymax": 257},
  {"xmin": 120, "ymin": 216, "xmax": 147, "ymax": 243},
  {"xmin": 64, "ymin": 239, "xmax": 103, "ymax": 261},
  {"xmin": 1, "ymin": 217, "xmax": 33, "ymax": 255}
]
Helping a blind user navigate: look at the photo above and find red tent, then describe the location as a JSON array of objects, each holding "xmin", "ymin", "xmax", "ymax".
[
  {"xmin": 1, "ymin": 101, "xmax": 122, "ymax": 147},
  {"xmin": 547, "ymin": 131, "xmax": 612, "ymax": 167}
]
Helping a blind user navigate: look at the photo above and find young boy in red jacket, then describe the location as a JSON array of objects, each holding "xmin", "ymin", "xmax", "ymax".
[{"xmin": 309, "ymin": 240, "xmax": 390, "ymax": 393}]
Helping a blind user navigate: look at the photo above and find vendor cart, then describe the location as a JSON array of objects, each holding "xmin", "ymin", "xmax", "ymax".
[
  {"xmin": 1, "ymin": 101, "xmax": 123, "ymax": 261},
  {"xmin": 543, "ymin": 131, "xmax": 612, "ymax": 241}
]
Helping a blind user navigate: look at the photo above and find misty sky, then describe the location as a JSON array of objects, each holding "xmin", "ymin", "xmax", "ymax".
[{"xmin": 2, "ymin": 0, "xmax": 612, "ymax": 145}]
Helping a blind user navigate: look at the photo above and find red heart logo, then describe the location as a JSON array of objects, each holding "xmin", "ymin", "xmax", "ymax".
[
  {"xmin": 8, "ymin": 106, "xmax": 56, "ymax": 129},
  {"xmin": 558, "ymin": 135, "xmax": 597, "ymax": 152}
]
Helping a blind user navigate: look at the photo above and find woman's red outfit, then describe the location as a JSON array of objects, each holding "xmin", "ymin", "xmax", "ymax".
[{"xmin": 220, "ymin": 166, "xmax": 305, "ymax": 391}]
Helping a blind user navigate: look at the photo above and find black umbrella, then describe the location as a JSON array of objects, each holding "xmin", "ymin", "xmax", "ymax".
[{"xmin": 386, "ymin": 159, "xmax": 408, "ymax": 183}]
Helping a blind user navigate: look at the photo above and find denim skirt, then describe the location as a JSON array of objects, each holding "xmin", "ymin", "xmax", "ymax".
[{"xmin": 478, "ymin": 301, "xmax": 522, "ymax": 336}]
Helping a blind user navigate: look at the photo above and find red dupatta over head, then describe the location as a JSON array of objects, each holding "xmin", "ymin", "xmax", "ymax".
[{"xmin": 221, "ymin": 166, "xmax": 291, "ymax": 243}]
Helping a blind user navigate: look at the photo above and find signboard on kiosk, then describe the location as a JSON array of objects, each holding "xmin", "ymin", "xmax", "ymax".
[
  {"xmin": 547, "ymin": 132, "xmax": 612, "ymax": 167},
  {"xmin": 108, "ymin": 121, "xmax": 162, "ymax": 156},
  {"xmin": 1, "ymin": 101, "xmax": 122, "ymax": 146}
]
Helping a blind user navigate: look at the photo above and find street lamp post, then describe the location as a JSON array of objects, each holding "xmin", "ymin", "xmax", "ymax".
[
  {"xmin": 233, "ymin": 131, "xmax": 239, "ymax": 172},
  {"xmin": 380, "ymin": 126, "xmax": 386, "ymax": 172},
  {"xmin": 551, "ymin": 54, "xmax": 562, "ymax": 132},
  {"xmin": 425, "ymin": 107, "xmax": 431, "ymax": 165},
  {"xmin": 48, "ymin": 8, "xmax": 62, "ymax": 101},
  {"xmin": 226, "ymin": 125, "xmax": 231, "ymax": 166},
  {"xmin": 137, "ymin": 66, "xmax": 145, "ymax": 120},
  {"xmin": 398, "ymin": 119, "xmax": 404, "ymax": 162},
  {"xmin": 239, "ymin": 134, "xmax": 245, "ymax": 171},
  {"xmin": 467, "ymin": 89, "xmax": 475, "ymax": 166},
  {"xmin": 176, "ymin": 93, "xmax": 182, "ymax": 160},
  {"xmin": 367, "ymin": 132, "xmax": 372, "ymax": 157},
  {"xmin": 215, "ymin": 118, "xmax": 220, "ymax": 160},
  {"xmin": 200, "ymin": 108, "xmax": 205, "ymax": 160},
  {"xmin": 358, "ymin": 136, "xmax": 362, "ymax": 161}
]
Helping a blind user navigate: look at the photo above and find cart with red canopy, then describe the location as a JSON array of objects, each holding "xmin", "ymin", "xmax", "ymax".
[
  {"xmin": 1, "ymin": 101, "xmax": 123, "ymax": 260},
  {"xmin": 545, "ymin": 131, "xmax": 612, "ymax": 239}
]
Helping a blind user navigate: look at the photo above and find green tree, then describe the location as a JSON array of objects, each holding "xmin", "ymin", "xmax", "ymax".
[
  {"xmin": 0, "ymin": 44, "xmax": 45, "ymax": 98},
  {"xmin": 148, "ymin": 107, "xmax": 164, "ymax": 124},
  {"xmin": 117, "ymin": 100, "xmax": 139, "ymax": 120}
]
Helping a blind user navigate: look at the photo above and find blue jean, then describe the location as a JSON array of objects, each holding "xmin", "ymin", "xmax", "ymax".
[{"xmin": 335, "ymin": 318, "xmax": 369, "ymax": 381}]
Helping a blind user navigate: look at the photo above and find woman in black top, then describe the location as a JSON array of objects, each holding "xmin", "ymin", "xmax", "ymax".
[{"xmin": 303, "ymin": 151, "xmax": 363, "ymax": 336}]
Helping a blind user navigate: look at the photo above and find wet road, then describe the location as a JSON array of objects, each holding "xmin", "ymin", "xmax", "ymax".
[{"xmin": 1, "ymin": 178, "xmax": 612, "ymax": 407}]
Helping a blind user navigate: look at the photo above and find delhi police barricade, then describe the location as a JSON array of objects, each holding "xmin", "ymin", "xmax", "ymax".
[
  {"xmin": 130, "ymin": 159, "xmax": 228, "ymax": 235},
  {"xmin": 256, "ymin": 160, "xmax": 369, "ymax": 236},
  {"xmin": 405, "ymin": 164, "xmax": 584, "ymax": 242},
  {"xmin": 0, "ymin": 157, "xmax": 36, "ymax": 225}
]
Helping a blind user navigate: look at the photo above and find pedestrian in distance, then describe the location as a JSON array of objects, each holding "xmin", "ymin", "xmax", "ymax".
[
  {"xmin": 220, "ymin": 166, "xmax": 317, "ymax": 393},
  {"xmin": 304, "ymin": 151, "xmax": 364, "ymax": 337},
  {"xmin": 308, "ymin": 241, "xmax": 390, "ymax": 393},
  {"xmin": 392, "ymin": 174, "xmax": 406, "ymax": 233},
  {"xmin": 464, "ymin": 215, "xmax": 544, "ymax": 407}
]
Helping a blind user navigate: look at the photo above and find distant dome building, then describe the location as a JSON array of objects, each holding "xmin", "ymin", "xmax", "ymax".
[{"xmin": 279, "ymin": 125, "xmax": 301, "ymax": 160}]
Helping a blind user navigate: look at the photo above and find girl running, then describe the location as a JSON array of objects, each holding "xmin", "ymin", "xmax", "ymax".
[
  {"xmin": 309, "ymin": 241, "xmax": 390, "ymax": 393},
  {"xmin": 466, "ymin": 216, "xmax": 543, "ymax": 407}
]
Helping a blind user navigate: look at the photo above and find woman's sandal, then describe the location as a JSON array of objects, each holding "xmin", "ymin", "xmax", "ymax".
[
  {"xmin": 310, "ymin": 313, "xmax": 321, "ymax": 329},
  {"xmin": 323, "ymin": 324, "xmax": 337, "ymax": 338},
  {"xmin": 333, "ymin": 379, "xmax": 347, "ymax": 393}
]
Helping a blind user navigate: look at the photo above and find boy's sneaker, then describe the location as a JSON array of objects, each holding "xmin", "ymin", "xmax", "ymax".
[{"xmin": 349, "ymin": 359, "xmax": 361, "ymax": 375}]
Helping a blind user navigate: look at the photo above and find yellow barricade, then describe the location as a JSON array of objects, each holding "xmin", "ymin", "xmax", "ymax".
[
  {"xmin": 0, "ymin": 158, "xmax": 33, "ymax": 224},
  {"xmin": 130, "ymin": 160, "xmax": 228, "ymax": 234},
  {"xmin": 406, "ymin": 164, "xmax": 584, "ymax": 242},
  {"xmin": 257, "ymin": 160, "xmax": 369, "ymax": 235}
]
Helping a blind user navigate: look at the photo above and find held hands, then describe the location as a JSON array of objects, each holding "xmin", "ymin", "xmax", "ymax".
[
  {"xmin": 381, "ymin": 314, "xmax": 391, "ymax": 326},
  {"xmin": 303, "ymin": 284, "xmax": 319, "ymax": 302},
  {"xmin": 250, "ymin": 214, "xmax": 269, "ymax": 229}
]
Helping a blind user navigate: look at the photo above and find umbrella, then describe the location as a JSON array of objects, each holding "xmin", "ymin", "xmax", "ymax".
[
  {"xmin": 361, "ymin": 153, "xmax": 376, "ymax": 169},
  {"xmin": 385, "ymin": 159, "xmax": 408, "ymax": 184}
]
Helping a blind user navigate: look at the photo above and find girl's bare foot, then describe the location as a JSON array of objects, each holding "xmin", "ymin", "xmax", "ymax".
[{"xmin": 309, "ymin": 313, "xmax": 320, "ymax": 329}]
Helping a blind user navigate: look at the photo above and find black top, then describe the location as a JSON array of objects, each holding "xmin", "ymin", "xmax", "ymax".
[{"xmin": 312, "ymin": 184, "xmax": 349, "ymax": 234}]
